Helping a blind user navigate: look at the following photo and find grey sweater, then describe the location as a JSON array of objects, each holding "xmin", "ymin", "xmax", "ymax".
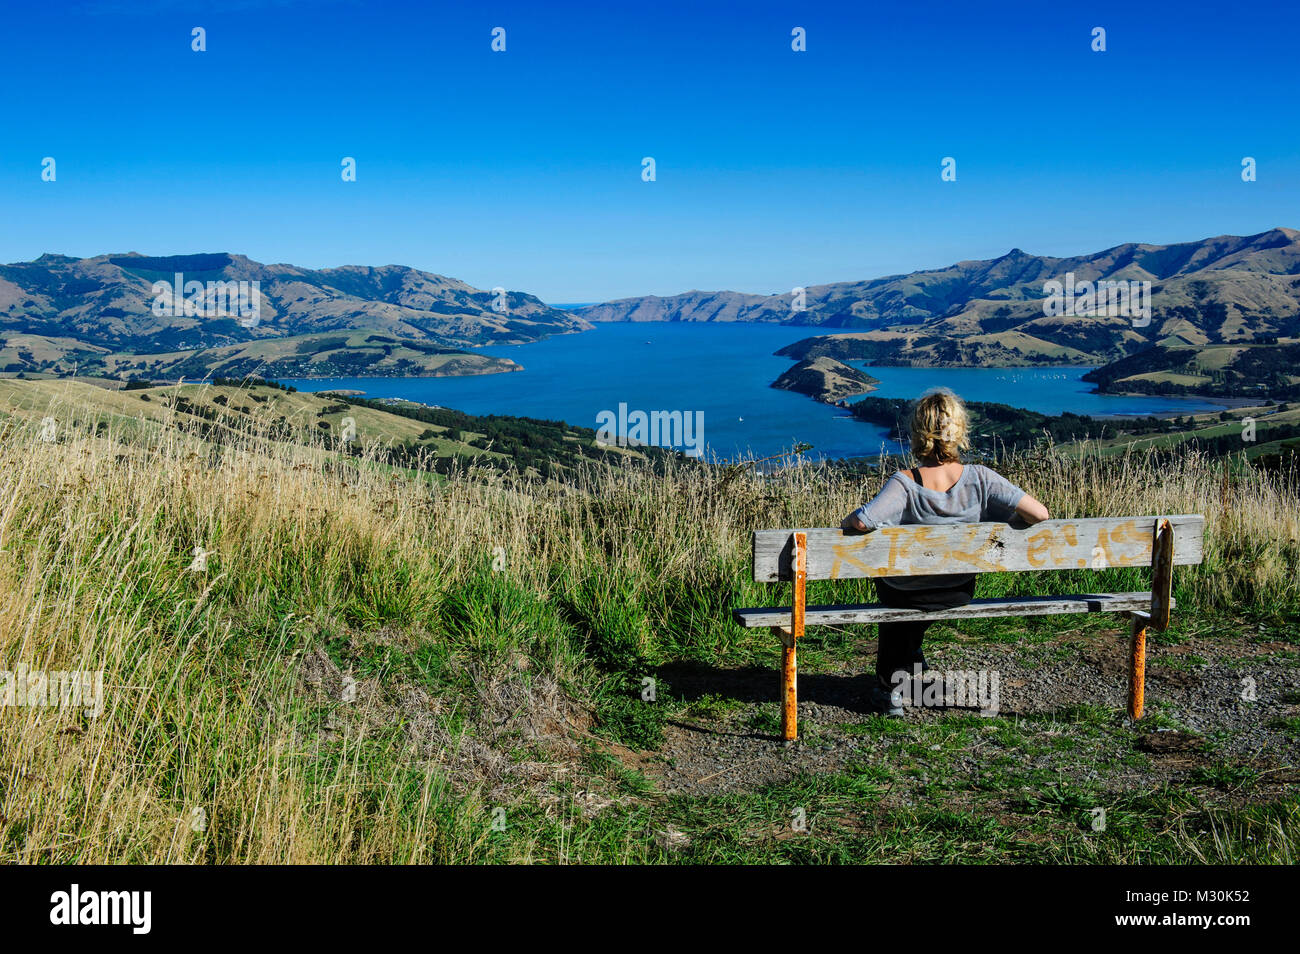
[{"xmin": 849, "ymin": 464, "xmax": 1028, "ymax": 590}]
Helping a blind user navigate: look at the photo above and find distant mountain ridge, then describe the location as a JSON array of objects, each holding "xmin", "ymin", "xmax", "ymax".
[
  {"xmin": 0, "ymin": 252, "xmax": 590, "ymax": 379},
  {"xmin": 579, "ymin": 228, "xmax": 1300, "ymax": 368},
  {"xmin": 7, "ymin": 232, "xmax": 1299, "ymax": 390}
]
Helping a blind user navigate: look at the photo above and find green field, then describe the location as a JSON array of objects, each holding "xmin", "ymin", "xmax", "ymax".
[{"xmin": 0, "ymin": 378, "xmax": 1296, "ymax": 864}]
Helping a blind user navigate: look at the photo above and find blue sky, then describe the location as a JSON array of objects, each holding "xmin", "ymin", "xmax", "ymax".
[{"xmin": 2, "ymin": 0, "xmax": 1297, "ymax": 302}]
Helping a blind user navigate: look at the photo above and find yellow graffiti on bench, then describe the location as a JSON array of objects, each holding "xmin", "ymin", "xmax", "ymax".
[
  {"xmin": 829, "ymin": 519, "xmax": 1154, "ymax": 578},
  {"xmin": 1090, "ymin": 519, "xmax": 1151, "ymax": 569},
  {"xmin": 830, "ymin": 524, "xmax": 1007, "ymax": 578}
]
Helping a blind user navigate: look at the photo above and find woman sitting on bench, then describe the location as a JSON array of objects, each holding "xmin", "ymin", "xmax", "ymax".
[{"xmin": 842, "ymin": 388, "xmax": 1051, "ymax": 715}]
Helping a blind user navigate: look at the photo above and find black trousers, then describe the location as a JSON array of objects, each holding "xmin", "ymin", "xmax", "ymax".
[{"xmin": 874, "ymin": 576, "xmax": 977, "ymax": 688}]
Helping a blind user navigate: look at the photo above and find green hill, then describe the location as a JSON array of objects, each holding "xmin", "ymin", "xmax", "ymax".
[
  {"xmin": 847, "ymin": 393, "xmax": 1300, "ymax": 466},
  {"xmin": 1080, "ymin": 340, "xmax": 1300, "ymax": 400},
  {"xmin": 0, "ymin": 376, "xmax": 666, "ymax": 480}
]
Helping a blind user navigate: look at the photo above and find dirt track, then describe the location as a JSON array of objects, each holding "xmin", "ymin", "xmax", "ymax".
[{"xmin": 637, "ymin": 625, "xmax": 1300, "ymax": 803}]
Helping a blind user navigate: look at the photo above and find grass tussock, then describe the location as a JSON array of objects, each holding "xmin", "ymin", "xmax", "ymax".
[{"xmin": 0, "ymin": 405, "xmax": 1297, "ymax": 863}]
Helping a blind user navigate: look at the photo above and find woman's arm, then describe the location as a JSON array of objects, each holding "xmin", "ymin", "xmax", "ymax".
[
  {"xmin": 980, "ymin": 466, "xmax": 1049, "ymax": 526},
  {"xmin": 842, "ymin": 473, "xmax": 908, "ymax": 533},
  {"xmin": 1015, "ymin": 493, "xmax": 1050, "ymax": 525}
]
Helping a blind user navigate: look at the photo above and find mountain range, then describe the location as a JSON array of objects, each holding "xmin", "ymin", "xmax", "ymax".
[
  {"xmin": 0, "ymin": 252, "xmax": 589, "ymax": 379},
  {"xmin": 4, "ymin": 230, "xmax": 1298, "ymax": 395},
  {"xmin": 578, "ymin": 228, "xmax": 1300, "ymax": 376}
]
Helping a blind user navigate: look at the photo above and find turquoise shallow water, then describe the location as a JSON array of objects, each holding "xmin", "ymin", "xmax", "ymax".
[{"xmin": 279, "ymin": 322, "xmax": 1226, "ymax": 461}]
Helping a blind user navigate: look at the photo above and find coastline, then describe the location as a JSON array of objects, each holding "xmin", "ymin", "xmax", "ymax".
[{"xmin": 264, "ymin": 325, "xmax": 1283, "ymax": 462}]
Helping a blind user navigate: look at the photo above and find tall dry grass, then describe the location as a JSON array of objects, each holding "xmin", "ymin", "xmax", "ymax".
[{"xmin": 0, "ymin": 406, "xmax": 1297, "ymax": 862}]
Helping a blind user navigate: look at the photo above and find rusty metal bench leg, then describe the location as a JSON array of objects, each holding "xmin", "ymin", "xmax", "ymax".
[
  {"xmin": 1130, "ymin": 519, "xmax": 1173, "ymax": 721},
  {"xmin": 1128, "ymin": 610, "xmax": 1149, "ymax": 720},
  {"xmin": 776, "ymin": 626, "xmax": 797, "ymax": 741},
  {"xmin": 777, "ymin": 531, "xmax": 807, "ymax": 743}
]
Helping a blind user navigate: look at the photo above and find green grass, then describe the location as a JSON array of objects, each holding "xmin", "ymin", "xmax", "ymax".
[{"xmin": 1, "ymin": 379, "xmax": 1298, "ymax": 864}]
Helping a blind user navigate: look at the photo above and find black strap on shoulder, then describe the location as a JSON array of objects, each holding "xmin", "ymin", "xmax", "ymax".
[{"xmin": 911, "ymin": 467, "xmax": 923, "ymax": 486}]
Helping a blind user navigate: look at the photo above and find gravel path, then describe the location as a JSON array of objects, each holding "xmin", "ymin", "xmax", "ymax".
[{"xmin": 641, "ymin": 627, "xmax": 1300, "ymax": 802}]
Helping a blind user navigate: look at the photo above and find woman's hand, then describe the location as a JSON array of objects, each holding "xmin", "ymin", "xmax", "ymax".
[{"xmin": 841, "ymin": 512, "xmax": 868, "ymax": 532}]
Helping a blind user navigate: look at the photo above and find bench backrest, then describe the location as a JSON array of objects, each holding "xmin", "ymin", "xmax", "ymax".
[{"xmin": 751, "ymin": 515, "xmax": 1205, "ymax": 583}]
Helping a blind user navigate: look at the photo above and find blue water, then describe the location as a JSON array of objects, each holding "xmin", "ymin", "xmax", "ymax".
[{"xmin": 280, "ymin": 322, "xmax": 1227, "ymax": 461}]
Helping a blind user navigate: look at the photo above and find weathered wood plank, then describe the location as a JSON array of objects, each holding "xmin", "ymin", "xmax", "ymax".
[
  {"xmin": 1150, "ymin": 520, "xmax": 1174, "ymax": 631},
  {"xmin": 751, "ymin": 515, "xmax": 1204, "ymax": 582},
  {"xmin": 733, "ymin": 591, "xmax": 1172, "ymax": 628}
]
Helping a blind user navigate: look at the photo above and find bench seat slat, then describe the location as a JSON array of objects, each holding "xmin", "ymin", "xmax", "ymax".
[{"xmin": 732, "ymin": 591, "xmax": 1171, "ymax": 628}]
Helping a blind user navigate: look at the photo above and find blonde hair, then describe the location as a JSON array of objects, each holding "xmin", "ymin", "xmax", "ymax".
[{"xmin": 909, "ymin": 388, "xmax": 970, "ymax": 462}]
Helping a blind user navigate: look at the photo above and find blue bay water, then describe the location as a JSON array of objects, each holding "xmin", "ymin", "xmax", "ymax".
[{"xmin": 280, "ymin": 322, "xmax": 1226, "ymax": 461}]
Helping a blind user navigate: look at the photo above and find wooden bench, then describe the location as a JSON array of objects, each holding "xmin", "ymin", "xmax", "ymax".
[{"xmin": 733, "ymin": 515, "xmax": 1205, "ymax": 741}]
